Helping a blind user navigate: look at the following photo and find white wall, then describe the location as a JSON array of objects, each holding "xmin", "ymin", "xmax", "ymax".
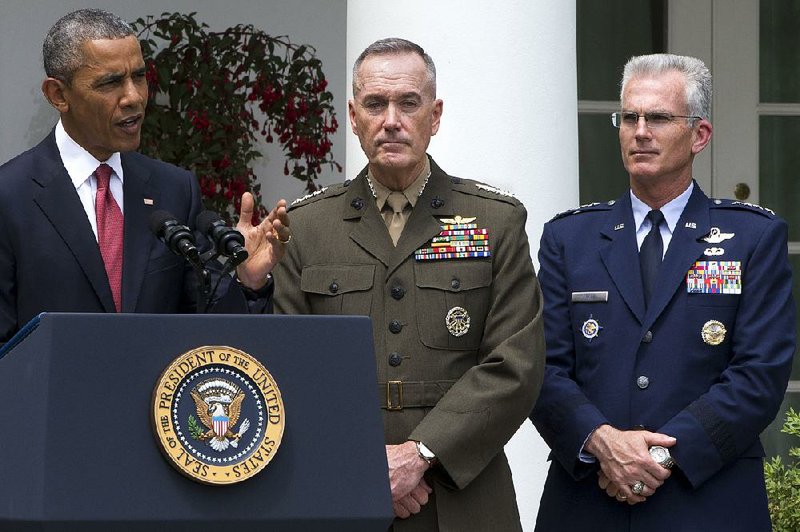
[
  {"xmin": 348, "ymin": 1, "xmax": 579, "ymax": 530},
  {"xmin": 0, "ymin": 0, "xmax": 347, "ymax": 210}
]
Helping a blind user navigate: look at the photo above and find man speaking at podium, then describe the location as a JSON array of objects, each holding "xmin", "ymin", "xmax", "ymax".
[
  {"xmin": 274, "ymin": 38, "xmax": 545, "ymax": 531},
  {"xmin": 0, "ymin": 8, "xmax": 290, "ymax": 344}
]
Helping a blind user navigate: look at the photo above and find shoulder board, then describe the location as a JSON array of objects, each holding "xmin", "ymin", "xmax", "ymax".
[
  {"xmin": 451, "ymin": 177, "xmax": 519, "ymax": 205},
  {"xmin": 550, "ymin": 200, "xmax": 616, "ymax": 221},
  {"xmin": 288, "ymin": 182, "xmax": 348, "ymax": 210},
  {"xmin": 710, "ymin": 198, "xmax": 776, "ymax": 218}
]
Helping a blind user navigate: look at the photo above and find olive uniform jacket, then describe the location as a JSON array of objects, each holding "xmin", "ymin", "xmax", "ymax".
[
  {"xmin": 530, "ymin": 183, "xmax": 795, "ymax": 531},
  {"xmin": 274, "ymin": 157, "xmax": 545, "ymax": 532}
]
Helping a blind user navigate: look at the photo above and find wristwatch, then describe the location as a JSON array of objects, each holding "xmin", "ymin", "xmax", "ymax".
[
  {"xmin": 649, "ymin": 445, "xmax": 675, "ymax": 469},
  {"xmin": 415, "ymin": 441, "xmax": 438, "ymax": 466}
]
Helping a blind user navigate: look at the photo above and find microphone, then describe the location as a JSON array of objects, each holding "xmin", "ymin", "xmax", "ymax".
[
  {"xmin": 196, "ymin": 210, "xmax": 249, "ymax": 266},
  {"xmin": 149, "ymin": 210, "xmax": 201, "ymax": 265}
]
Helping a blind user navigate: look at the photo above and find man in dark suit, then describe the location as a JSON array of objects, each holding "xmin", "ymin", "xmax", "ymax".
[
  {"xmin": 0, "ymin": 8, "xmax": 290, "ymax": 343},
  {"xmin": 530, "ymin": 53, "xmax": 795, "ymax": 531},
  {"xmin": 273, "ymin": 38, "xmax": 545, "ymax": 530}
]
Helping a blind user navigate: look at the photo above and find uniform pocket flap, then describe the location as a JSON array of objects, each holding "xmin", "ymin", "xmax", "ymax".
[
  {"xmin": 301, "ymin": 264, "xmax": 375, "ymax": 295},
  {"xmin": 414, "ymin": 261, "xmax": 492, "ymax": 291}
]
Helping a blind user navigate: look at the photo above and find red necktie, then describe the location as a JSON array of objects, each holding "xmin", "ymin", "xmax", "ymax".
[{"xmin": 95, "ymin": 163, "xmax": 124, "ymax": 312}]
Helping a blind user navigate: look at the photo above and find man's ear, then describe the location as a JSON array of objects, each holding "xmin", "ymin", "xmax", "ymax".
[{"xmin": 41, "ymin": 77, "xmax": 69, "ymax": 113}]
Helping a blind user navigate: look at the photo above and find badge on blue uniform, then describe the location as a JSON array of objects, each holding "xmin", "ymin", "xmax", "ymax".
[
  {"xmin": 701, "ymin": 320, "xmax": 727, "ymax": 345},
  {"xmin": 580, "ymin": 315, "xmax": 602, "ymax": 342},
  {"xmin": 701, "ymin": 227, "xmax": 735, "ymax": 244},
  {"xmin": 687, "ymin": 261, "xmax": 742, "ymax": 294}
]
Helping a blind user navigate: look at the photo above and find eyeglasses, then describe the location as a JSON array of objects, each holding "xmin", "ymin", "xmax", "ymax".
[{"xmin": 611, "ymin": 111, "xmax": 702, "ymax": 129}]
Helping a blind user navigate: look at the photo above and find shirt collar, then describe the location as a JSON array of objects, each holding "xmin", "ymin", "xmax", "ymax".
[
  {"xmin": 55, "ymin": 119, "xmax": 124, "ymax": 189},
  {"xmin": 630, "ymin": 181, "xmax": 693, "ymax": 235},
  {"xmin": 368, "ymin": 157, "xmax": 431, "ymax": 211}
]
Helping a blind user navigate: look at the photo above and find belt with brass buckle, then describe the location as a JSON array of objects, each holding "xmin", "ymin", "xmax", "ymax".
[{"xmin": 379, "ymin": 380, "xmax": 457, "ymax": 410}]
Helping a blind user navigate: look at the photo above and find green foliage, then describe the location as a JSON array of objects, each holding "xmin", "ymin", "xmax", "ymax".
[
  {"xmin": 765, "ymin": 407, "xmax": 800, "ymax": 531},
  {"xmin": 132, "ymin": 12, "xmax": 340, "ymax": 223},
  {"xmin": 188, "ymin": 414, "xmax": 203, "ymax": 440}
]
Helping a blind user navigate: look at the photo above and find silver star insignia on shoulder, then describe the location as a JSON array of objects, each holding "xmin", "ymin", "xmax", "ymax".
[
  {"xmin": 290, "ymin": 186, "xmax": 328, "ymax": 206},
  {"xmin": 475, "ymin": 183, "xmax": 515, "ymax": 198}
]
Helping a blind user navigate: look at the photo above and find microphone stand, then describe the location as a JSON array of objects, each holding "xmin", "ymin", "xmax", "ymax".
[
  {"xmin": 198, "ymin": 249, "xmax": 236, "ymax": 314},
  {"xmin": 194, "ymin": 261, "xmax": 212, "ymax": 314}
]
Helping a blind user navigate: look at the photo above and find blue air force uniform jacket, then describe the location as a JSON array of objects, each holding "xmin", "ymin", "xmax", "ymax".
[{"xmin": 530, "ymin": 183, "xmax": 795, "ymax": 532}]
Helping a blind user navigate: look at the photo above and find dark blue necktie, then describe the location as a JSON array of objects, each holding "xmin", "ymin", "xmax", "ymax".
[{"xmin": 640, "ymin": 209, "xmax": 665, "ymax": 305}]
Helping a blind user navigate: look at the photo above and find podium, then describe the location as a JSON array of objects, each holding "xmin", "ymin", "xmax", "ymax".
[{"xmin": 0, "ymin": 313, "xmax": 392, "ymax": 531}]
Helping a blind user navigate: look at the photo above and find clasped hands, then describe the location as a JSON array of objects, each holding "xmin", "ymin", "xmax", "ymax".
[
  {"xmin": 585, "ymin": 424, "xmax": 675, "ymax": 505},
  {"xmin": 386, "ymin": 441, "xmax": 434, "ymax": 519}
]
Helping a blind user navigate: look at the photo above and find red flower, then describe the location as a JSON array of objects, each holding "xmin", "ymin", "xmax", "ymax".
[{"xmin": 145, "ymin": 61, "xmax": 158, "ymax": 85}]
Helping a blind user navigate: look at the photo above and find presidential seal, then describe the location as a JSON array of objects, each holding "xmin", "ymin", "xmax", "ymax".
[{"xmin": 152, "ymin": 346, "xmax": 285, "ymax": 485}]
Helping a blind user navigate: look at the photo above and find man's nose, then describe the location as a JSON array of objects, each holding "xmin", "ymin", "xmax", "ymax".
[
  {"xmin": 634, "ymin": 115, "xmax": 652, "ymax": 137},
  {"xmin": 121, "ymin": 78, "xmax": 145, "ymax": 107},
  {"xmin": 383, "ymin": 103, "xmax": 401, "ymax": 129}
]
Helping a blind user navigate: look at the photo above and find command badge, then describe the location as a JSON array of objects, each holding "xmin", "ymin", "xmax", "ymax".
[
  {"xmin": 446, "ymin": 306, "xmax": 471, "ymax": 337},
  {"xmin": 701, "ymin": 320, "xmax": 727, "ymax": 346},
  {"xmin": 152, "ymin": 345, "xmax": 285, "ymax": 485},
  {"xmin": 581, "ymin": 315, "xmax": 602, "ymax": 342}
]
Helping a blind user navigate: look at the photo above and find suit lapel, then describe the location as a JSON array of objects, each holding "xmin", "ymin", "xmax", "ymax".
[
  {"xmin": 31, "ymin": 134, "xmax": 116, "ymax": 312},
  {"xmin": 345, "ymin": 172, "xmax": 393, "ymax": 268},
  {"xmin": 643, "ymin": 184, "xmax": 711, "ymax": 327},
  {"xmin": 120, "ymin": 153, "xmax": 155, "ymax": 312},
  {"xmin": 344, "ymin": 161, "xmax": 455, "ymax": 277},
  {"xmin": 599, "ymin": 194, "xmax": 647, "ymax": 324}
]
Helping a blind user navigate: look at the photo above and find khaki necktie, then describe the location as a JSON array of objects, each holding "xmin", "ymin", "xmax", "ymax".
[{"xmin": 386, "ymin": 192, "xmax": 409, "ymax": 246}]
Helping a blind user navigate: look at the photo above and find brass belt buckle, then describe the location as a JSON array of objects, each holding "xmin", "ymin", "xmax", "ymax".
[{"xmin": 386, "ymin": 380, "xmax": 403, "ymax": 410}]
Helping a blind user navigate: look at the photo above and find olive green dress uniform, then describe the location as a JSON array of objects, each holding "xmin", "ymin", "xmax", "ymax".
[{"xmin": 274, "ymin": 157, "xmax": 545, "ymax": 531}]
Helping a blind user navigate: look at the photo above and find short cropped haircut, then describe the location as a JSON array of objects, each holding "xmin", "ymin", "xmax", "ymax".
[
  {"xmin": 43, "ymin": 8, "xmax": 135, "ymax": 84},
  {"xmin": 621, "ymin": 53, "xmax": 712, "ymax": 121},
  {"xmin": 352, "ymin": 37, "xmax": 437, "ymax": 98}
]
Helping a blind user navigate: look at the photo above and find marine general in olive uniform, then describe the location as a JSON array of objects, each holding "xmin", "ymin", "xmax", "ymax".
[{"xmin": 273, "ymin": 38, "xmax": 545, "ymax": 531}]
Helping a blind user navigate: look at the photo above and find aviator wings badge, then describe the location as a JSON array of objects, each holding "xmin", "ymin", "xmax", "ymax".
[{"xmin": 702, "ymin": 227, "xmax": 734, "ymax": 244}]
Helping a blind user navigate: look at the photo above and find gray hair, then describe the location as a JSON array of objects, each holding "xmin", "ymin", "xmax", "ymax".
[
  {"xmin": 621, "ymin": 53, "xmax": 712, "ymax": 122},
  {"xmin": 352, "ymin": 37, "xmax": 437, "ymax": 98},
  {"xmin": 43, "ymin": 8, "xmax": 135, "ymax": 84}
]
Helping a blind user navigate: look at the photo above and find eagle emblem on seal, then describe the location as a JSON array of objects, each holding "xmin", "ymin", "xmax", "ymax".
[{"xmin": 189, "ymin": 378, "xmax": 251, "ymax": 452}]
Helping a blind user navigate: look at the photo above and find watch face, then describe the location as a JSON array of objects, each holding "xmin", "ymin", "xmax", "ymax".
[{"xmin": 650, "ymin": 446, "xmax": 668, "ymax": 463}]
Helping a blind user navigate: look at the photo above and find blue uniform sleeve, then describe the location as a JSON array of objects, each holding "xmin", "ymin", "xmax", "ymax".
[{"xmin": 529, "ymin": 221, "xmax": 609, "ymax": 480}]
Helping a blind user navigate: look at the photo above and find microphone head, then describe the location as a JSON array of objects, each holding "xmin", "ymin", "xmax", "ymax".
[
  {"xmin": 149, "ymin": 210, "xmax": 176, "ymax": 236},
  {"xmin": 196, "ymin": 210, "xmax": 223, "ymax": 235}
]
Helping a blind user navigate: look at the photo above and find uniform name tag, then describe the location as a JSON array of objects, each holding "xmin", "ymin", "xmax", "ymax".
[
  {"xmin": 687, "ymin": 261, "xmax": 742, "ymax": 294},
  {"xmin": 571, "ymin": 291, "xmax": 608, "ymax": 303}
]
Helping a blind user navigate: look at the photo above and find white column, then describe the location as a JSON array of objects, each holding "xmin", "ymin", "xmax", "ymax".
[{"xmin": 347, "ymin": 1, "xmax": 578, "ymax": 530}]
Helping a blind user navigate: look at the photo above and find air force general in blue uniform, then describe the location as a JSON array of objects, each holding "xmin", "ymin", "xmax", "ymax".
[{"xmin": 530, "ymin": 54, "xmax": 795, "ymax": 531}]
